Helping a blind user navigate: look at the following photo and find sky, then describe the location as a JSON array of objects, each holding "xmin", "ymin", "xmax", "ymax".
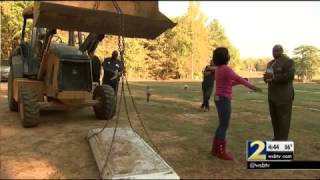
[{"xmin": 159, "ymin": 1, "xmax": 320, "ymax": 59}]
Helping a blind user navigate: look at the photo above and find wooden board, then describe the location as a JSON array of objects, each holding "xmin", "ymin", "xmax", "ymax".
[{"xmin": 87, "ymin": 128, "xmax": 180, "ymax": 179}]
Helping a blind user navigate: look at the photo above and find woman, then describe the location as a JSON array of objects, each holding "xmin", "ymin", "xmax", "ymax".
[{"xmin": 209, "ymin": 47, "xmax": 262, "ymax": 160}]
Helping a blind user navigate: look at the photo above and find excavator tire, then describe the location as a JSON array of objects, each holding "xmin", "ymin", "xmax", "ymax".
[
  {"xmin": 93, "ymin": 84, "xmax": 115, "ymax": 120},
  {"xmin": 19, "ymin": 87, "xmax": 40, "ymax": 128}
]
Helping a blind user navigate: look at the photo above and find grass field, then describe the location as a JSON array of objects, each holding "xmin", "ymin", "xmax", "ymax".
[
  {"xmin": 1, "ymin": 79, "xmax": 319, "ymax": 179},
  {"xmin": 115, "ymin": 78, "xmax": 320, "ymax": 179}
]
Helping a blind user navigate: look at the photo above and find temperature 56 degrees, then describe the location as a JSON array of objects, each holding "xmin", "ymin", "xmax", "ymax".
[{"xmin": 285, "ymin": 144, "xmax": 293, "ymax": 150}]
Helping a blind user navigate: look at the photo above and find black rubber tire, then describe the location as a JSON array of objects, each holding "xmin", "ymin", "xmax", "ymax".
[
  {"xmin": 93, "ymin": 85, "xmax": 116, "ymax": 120},
  {"xmin": 8, "ymin": 69, "xmax": 18, "ymax": 112},
  {"xmin": 19, "ymin": 87, "xmax": 40, "ymax": 128}
]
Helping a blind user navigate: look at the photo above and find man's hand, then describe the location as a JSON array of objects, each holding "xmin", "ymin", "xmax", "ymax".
[
  {"xmin": 264, "ymin": 72, "xmax": 273, "ymax": 78},
  {"xmin": 263, "ymin": 72, "xmax": 273, "ymax": 83},
  {"xmin": 252, "ymin": 86, "xmax": 263, "ymax": 93},
  {"xmin": 110, "ymin": 70, "xmax": 121, "ymax": 80}
]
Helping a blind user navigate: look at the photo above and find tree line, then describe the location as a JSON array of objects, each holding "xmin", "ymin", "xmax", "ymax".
[{"xmin": 1, "ymin": 2, "xmax": 320, "ymax": 81}]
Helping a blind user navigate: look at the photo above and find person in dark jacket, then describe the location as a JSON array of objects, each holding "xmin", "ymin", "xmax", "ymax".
[
  {"xmin": 102, "ymin": 50, "xmax": 124, "ymax": 92},
  {"xmin": 201, "ymin": 59, "xmax": 215, "ymax": 112},
  {"xmin": 89, "ymin": 52, "xmax": 101, "ymax": 84}
]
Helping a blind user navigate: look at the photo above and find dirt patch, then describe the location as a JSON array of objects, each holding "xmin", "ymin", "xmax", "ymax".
[
  {"xmin": 0, "ymin": 126, "xmax": 18, "ymax": 139},
  {"xmin": 1, "ymin": 157, "xmax": 61, "ymax": 179},
  {"xmin": 0, "ymin": 83, "xmax": 100, "ymax": 179}
]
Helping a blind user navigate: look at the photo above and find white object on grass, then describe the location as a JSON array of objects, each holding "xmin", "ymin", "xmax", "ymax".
[{"xmin": 87, "ymin": 128, "xmax": 180, "ymax": 179}]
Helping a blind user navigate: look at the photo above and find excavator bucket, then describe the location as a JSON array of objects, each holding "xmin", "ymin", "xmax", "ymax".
[{"xmin": 33, "ymin": 1, "xmax": 176, "ymax": 39}]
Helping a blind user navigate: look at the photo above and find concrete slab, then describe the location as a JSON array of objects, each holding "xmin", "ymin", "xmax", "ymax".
[{"xmin": 87, "ymin": 128, "xmax": 180, "ymax": 179}]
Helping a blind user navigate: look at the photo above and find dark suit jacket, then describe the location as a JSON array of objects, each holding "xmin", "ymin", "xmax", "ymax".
[{"xmin": 266, "ymin": 55, "xmax": 295, "ymax": 103}]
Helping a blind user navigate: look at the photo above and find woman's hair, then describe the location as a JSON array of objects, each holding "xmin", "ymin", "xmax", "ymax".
[{"xmin": 212, "ymin": 47, "xmax": 230, "ymax": 66}]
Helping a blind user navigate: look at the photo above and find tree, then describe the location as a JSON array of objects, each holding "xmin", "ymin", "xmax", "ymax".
[
  {"xmin": 144, "ymin": 31, "xmax": 180, "ymax": 80},
  {"xmin": 1, "ymin": 2, "xmax": 33, "ymax": 59},
  {"xmin": 293, "ymin": 45, "xmax": 320, "ymax": 82},
  {"xmin": 124, "ymin": 38, "xmax": 148, "ymax": 79},
  {"xmin": 1, "ymin": 2, "xmax": 246, "ymax": 80},
  {"xmin": 241, "ymin": 58, "xmax": 256, "ymax": 72},
  {"xmin": 207, "ymin": 19, "xmax": 241, "ymax": 71},
  {"xmin": 240, "ymin": 57, "xmax": 271, "ymax": 72},
  {"xmin": 95, "ymin": 35, "xmax": 118, "ymax": 60},
  {"xmin": 187, "ymin": 2, "xmax": 211, "ymax": 79},
  {"xmin": 142, "ymin": 1, "xmax": 213, "ymax": 80}
]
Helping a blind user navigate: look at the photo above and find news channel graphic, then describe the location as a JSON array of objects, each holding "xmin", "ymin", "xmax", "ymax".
[
  {"xmin": 247, "ymin": 140, "xmax": 294, "ymax": 161},
  {"xmin": 246, "ymin": 140, "xmax": 320, "ymax": 170}
]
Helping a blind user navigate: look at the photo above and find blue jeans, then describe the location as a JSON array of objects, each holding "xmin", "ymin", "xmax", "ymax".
[{"xmin": 214, "ymin": 96, "xmax": 231, "ymax": 140}]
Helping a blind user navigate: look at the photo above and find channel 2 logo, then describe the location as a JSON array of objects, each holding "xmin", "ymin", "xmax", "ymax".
[{"xmin": 247, "ymin": 140, "xmax": 267, "ymax": 161}]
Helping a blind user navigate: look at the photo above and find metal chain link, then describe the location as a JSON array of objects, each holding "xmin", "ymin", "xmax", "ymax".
[
  {"xmin": 124, "ymin": 78, "xmax": 167, "ymax": 160},
  {"xmin": 100, "ymin": 77, "xmax": 124, "ymax": 177},
  {"xmin": 88, "ymin": 2, "xmax": 170, "ymax": 177},
  {"xmin": 87, "ymin": 0, "xmax": 123, "ymax": 141},
  {"xmin": 92, "ymin": 2, "xmax": 129, "ymax": 177},
  {"xmin": 122, "ymin": 80, "xmax": 135, "ymax": 131}
]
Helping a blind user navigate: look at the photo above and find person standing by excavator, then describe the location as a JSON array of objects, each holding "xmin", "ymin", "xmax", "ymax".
[
  {"xmin": 102, "ymin": 50, "xmax": 124, "ymax": 93},
  {"xmin": 89, "ymin": 52, "xmax": 101, "ymax": 84}
]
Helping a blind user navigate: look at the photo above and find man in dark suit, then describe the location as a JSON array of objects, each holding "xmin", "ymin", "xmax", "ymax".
[{"xmin": 264, "ymin": 45, "xmax": 295, "ymax": 140}]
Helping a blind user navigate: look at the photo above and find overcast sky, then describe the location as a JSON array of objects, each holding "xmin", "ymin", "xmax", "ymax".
[{"xmin": 159, "ymin": 1, "xmax": 320, "ymax": 59}]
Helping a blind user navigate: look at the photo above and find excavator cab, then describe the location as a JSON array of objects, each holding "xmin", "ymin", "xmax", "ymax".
[{"xmin": 8, "ymin": 1, "xmax": 176, "ymax": 128}]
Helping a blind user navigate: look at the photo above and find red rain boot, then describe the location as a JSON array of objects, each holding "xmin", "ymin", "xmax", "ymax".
[{"xmin": 211, "ymin": 137, "xmax": 234, "ymax": 161}]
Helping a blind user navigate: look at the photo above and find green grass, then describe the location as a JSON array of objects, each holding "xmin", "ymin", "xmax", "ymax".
[{"xmin": 115, "ymin": 79, "xmax": 320, "ymax": 179}]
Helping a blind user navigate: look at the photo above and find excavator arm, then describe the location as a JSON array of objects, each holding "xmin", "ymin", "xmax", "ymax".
[{"xmin": 79, "ymin": 33, "xmax": 105, "ymax": 55}]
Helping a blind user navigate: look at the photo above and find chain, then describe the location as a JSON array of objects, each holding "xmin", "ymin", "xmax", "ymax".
[
  {"xmin": 99, "ymin": 77, "xmax": 124, "ymax": 177},
  {"xmin": 112, "ymin": 1, "xmax": 125, "ymax": 55},
  {"xmin": 124, "ymin": 78, "xmax": 167, "ymax": 160},
  {"xmin": 112, "ymin": 1, "xmax": 161, "ymax": 154},
  {"xmin": 87, "ymin": 0, "xmax": 123, "ymax": 141},
  {"xmin": 122, "ymin": 79, "xmax": 135, "ymax": 131},
  {"xmin": 88, "ymin": 2, "xmax": 170, "ymax": 177},
  {"xmin": 95, "ymin": 1, "xmax": 127, "ymax": 177}
]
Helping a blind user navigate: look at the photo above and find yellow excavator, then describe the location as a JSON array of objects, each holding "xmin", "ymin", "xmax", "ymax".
[{"xmin": 8, "ymin": 1, "xmax": 176, "ymax": 128}]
